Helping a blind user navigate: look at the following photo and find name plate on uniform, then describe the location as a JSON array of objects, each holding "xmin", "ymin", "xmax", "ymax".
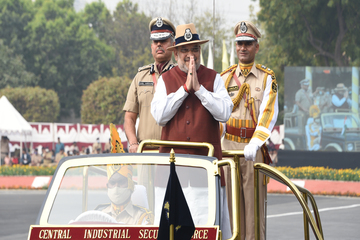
[
  {"xmin": 139, "ymin": 82, "xmax": 154, "ymax": 86},
  {"xmin": 227, "ymin": 86, "xmax": 239, "ymax": 92}
]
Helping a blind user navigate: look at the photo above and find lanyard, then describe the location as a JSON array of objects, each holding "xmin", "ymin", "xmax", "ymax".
[
  {"xmin": 152, "ymin": 73, "xmax": 157, "ymax": 90},
  {"xmin": 233, "ymin": 72, "xmax": 246, "ymax": 101},
  {"xmin": 233, "ymin": 71, "xmax": 257, "ymax": 124}
]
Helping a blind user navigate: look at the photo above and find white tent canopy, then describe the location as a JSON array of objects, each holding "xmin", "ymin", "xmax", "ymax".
[
  {"xmin": 0, "ymin": 96, "xmax": 32, "ymax": 165},
  {"xmin": 0, "ymin": 95, "xmax": 32, "ymax": 135}
]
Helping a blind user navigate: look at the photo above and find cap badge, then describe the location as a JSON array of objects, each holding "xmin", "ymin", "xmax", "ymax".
[
  {"xmin": 112, "ymin": 164, "xmax": 121, "ymax": 171},
  {"xmin": 156, "ymin": 17, "xmax": 163, "ymax": 27},
  {"xmin": 184, "ymin": 28, "xmax": 193, "ymax": 41},
  {"xmin": 240, "ymin": 22, "xmax": 247, "ymax": 33}
]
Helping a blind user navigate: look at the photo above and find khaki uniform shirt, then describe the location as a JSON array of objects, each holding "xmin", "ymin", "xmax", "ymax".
[
  {"xmin": 221, "ymin": 64, "xmax": 278, "ymax": 150},
  {"xmin": 42, "ymin": 152, "xmax": 53, "ymax": 166},
  {"xmin": 30, "ymin": 154, "xmax": 42, "ymax": 166},
  {"xmin": 295, "ymin": 88, "xmax": 313, "ymax": 113},
  {"xmin": 92, "ymin": 142, "xmax": 102, "ymax": 153},
  {"xmin": 123, "ymin": 61, "xmax": 175, "ymax": 142},
  {"xmin": 102, "ymin": 202, "xmax": 153, "ymax": 225}
]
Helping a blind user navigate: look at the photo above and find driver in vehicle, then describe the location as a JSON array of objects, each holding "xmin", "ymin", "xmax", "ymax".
[{"xmin": 100, "ymin": 164, "xmax": 154, "ymax": 225}]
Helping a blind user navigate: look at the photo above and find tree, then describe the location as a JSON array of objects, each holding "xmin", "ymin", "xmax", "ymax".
[
  {"xmin": 82, "ymin": 0, "xmax": 113, "ymax": 44},
  {"xmin": 251, "ymin": 19, "xmax": 287, "ymax": 125},
  {"xmin": 194, "ymin": 11, "xmax": 232, "ymax": 73},
  {"xmin": 255, "ymin": 0, "xmax": 360, "ymax": 124},
  {"xmin": 110, "ymin": 0, "xmax": 153, "ymax": 78},
  {"xmin": 82, "ymin": 0, "xmax": 154, "ymax": 79},
  {"xmin": 0, "ymin": 0, "xmax": 34, "ymax": 56},
  {"xmin": 0, "ymin": 40, "xmax": 38, "ymax": 88},
  {"xmin": 258, "ymin": 0, "xmax": 360, "ymax": 67},
  {"xmin": 24, "ymin": 0, "xmax": 114, "ymax": 118},
  {"xmin": 81, "ymin": 76, "xmax": 131, "ymax": 124},
  {"xmin": 0, "ymin": 87, "xmax": 60, "ymax": 122}
]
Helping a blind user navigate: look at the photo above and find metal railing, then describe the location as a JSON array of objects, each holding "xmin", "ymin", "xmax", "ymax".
[
  {"xmin": 254, "ymin": 163, "xmax": 324, "ymax": 240},
  {"xmin": 222, "ymin": 150, "xmax": 244, "ymax": 240},
  {"xmin": 138, "ymin": 139, "xmax": 215, "ymax": 157},
  {"xmin": 216, "ymin": 158, "xmax": 240, "ymax": 240}
]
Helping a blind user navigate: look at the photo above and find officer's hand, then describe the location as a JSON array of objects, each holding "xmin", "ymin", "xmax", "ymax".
[
  {"xmin": 128, "ymin": 143, "xmax": 138, "ymax": 153},
  {"xmin": 244, "ymin": 143, "xmax": 259, "ymax": 161}
]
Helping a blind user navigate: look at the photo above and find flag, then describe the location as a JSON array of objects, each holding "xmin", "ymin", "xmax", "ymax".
[
  {"xmin": 341, "ymin": 116, "xmax": 348, "ymax": 136},
  {"xmin": 207, "ymin": 41, "xmax": 214, "ymax": 69},
  {"xmin": 222, "ymin": 40, "xmax": 229, "ymax": 71},
  {"xmin": 157, "ymin": 161, "xmax": 195, "ymax": 240},
  {"xmin": 229, "ymin": 40, "xmax": 235, "ymax": 66},
  {"xmin": 110, "ymin": 123, "xmax": 125, "ymax": 153}
]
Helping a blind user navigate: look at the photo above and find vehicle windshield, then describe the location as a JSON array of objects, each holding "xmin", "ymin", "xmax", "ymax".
[
  {"xmin": 47, "ymin": 163, "xmax": 210, "ymax": 226},
  {"xmin": 322, "ymin": 114, "xmax": 360, "ymax": 129}
]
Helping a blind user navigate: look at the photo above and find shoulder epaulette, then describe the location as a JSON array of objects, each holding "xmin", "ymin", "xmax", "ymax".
[
  {"xmin": 138, "ymin": 64, "xmax": 152, "ymax": 72},
  {"xmin": 162, "ymin": 64, "xmax": 175, "ymax": 74},
  {"xmin": 94, "ymin": 203, "xmax": 110, "ymax": 211},
  {"xmin": 134, "ymin": 204, "xmax": 152, "ymax": 214},
  {"xmin": 220, "ymin": 64, "xmax": 237, "ymax": 76},
  {"xmin": 256, "ymin": 64, "xmax": 275, "ymax": 76},
  {"xmin": 257, "ymin": 64, "xmax": 277, "ymax": 91},
  {"xmin": 168, "ymin": 64, "xmax": 175, "ymax": 70}
]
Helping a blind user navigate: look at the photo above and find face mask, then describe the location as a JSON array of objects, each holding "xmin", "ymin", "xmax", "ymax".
[
  {"xmin": 315, "ymin": 119, "xmax": 320, "ymax": 124},
  {"xmin": 107, "ymin": 187, "xmax": 131, "ymax": 205}
]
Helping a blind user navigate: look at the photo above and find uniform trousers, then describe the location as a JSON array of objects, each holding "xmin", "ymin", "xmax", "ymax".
[{"xmin": 223, "ymin": 138, "xmax": 266, "ymax": 240}]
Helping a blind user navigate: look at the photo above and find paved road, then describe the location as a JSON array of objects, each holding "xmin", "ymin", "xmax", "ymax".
[
  {"xmin": 0, "ymin": 190, "xmax": 46, "ymax": 240},
  {"xmin": 1, "ymin": 190, "xmax": 359, "ymax": 240},
  {"xmin": 267, "ymin": 194, "xmax": 360, "ymax": 240}
]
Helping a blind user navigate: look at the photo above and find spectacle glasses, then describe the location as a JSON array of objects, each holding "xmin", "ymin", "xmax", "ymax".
[{"xmin": 180, "ymin": 47, "xmax": 200, "ymax": 53}]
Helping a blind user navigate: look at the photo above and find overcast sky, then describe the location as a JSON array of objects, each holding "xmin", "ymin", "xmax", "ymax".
[{"xmin": 75, "ymin": 0, "xmax": 260, "ymax": 28}]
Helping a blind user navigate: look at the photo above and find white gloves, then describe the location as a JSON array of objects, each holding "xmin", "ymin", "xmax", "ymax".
[{"xmin": 244, "ymin": 143, "xmax": 260, "ymax": 161}]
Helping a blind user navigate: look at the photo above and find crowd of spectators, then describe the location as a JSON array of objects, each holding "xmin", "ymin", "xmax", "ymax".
[{"xmin": 1, "ymin": 137, "xmax": 114, "ymax": 167}]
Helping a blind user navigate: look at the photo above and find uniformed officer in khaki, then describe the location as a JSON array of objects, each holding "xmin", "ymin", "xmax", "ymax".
[
  {"xmin": 295, "ymin": 78, "xmax": 313, "ymax": 115},
  {"xmin": 41, "ymin": 147, "xmax": 53, "ymax": 167},
  {"xmin": 221, "ymin": 21, "xmax": 279, "ymax": 240},
  {"xmin": 123, "ymin": 17, "xmax": 176, "ymax": 153},
  {"xmin": 101, "ymin": 164, "xmax": 154, "ymax": 225}
]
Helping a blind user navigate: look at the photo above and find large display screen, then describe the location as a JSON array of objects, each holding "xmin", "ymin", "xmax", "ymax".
[{"xmin": 283, "ymin": 66, "xmax": 360, "ymax": 152}]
